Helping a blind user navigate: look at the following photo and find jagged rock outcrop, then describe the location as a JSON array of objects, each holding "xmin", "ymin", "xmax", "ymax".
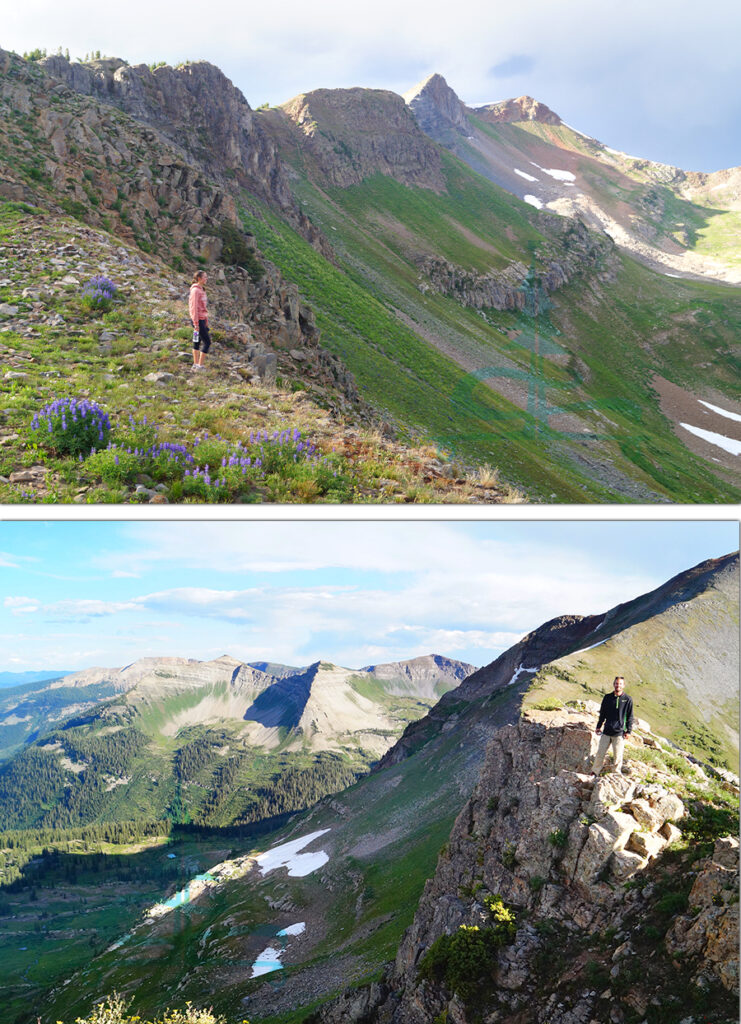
[
  {"xmin": 402, "ymin": 73, "xmax": 472, "ymax": 139},
  {"xmin": 414, "ymin": 217, "xmax": 613, "ymax": 311},
  {"xmin": 37, "ymin": 54, "xmax": 298, "ymax": 213},
  {"xmin": 274, "ymin": 88, "xmax": 446, "ymax": 191},
  {"xmin": 314, "ymin": 709, "xmax": 737, "ymax": 1023},
  {"xmin": 471, "ymin": 95, "xmax": 562, "ymax": 126}
]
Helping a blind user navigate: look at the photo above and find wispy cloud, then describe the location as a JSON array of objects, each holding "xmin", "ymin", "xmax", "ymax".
[{"xmin": 4, "ymin": 596, "xmax": 41, "ymax": 615}]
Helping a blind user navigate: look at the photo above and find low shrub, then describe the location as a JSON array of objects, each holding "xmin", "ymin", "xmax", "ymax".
[
  {"xmin": 30, "ymin": 397, "xmax": 111, "ymax": 457},
  {"xmin": 417, "ymin": 898, "xmax": 516, "ymax": 1002},
  {"xmin": 67, "ymin": 992, "xmax": 227, "ymax": 1024},
  {"xmin": 81, "ymin": 275, "xmax": 118, "ymax": 312},
  {"xmin": 548, "ymin": 828, "xmax": 568, "ymax": 849}
]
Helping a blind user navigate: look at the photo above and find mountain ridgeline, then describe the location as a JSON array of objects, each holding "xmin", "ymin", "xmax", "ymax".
[
  {"xmin": 0, "ymin": 653, "xmax": 475, "ymax": 830},
  {"xmin": 0, "ymin": 49, "xmax": 740, "ymax": 502},
  {"xmin": 1, "ymin": 552, "xmax": 738, "ymax": 1024}
]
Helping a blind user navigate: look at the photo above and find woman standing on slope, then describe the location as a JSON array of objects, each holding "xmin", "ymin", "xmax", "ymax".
[{"xmin": 189, "ymin": 270, "xmax": 211, "ymax": 370}]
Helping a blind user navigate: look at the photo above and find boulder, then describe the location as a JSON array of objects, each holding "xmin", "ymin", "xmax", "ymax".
[
  {"xmin": 660, "ymin": 822, "xmax": 682, "ymax": 845},
  {"xmin": 573, "ymin": 811, "xmax": 636, "ymax": 885},
  {"xmin": 628, "ymin": 798, "xmax": 665, "ymax": 832},
  {"xmin": 610, "ymin": 848, "xmax": 647, "ymax": 882},
  {"xmin": 589, "ymin": 774, "xmax": 636, "ymax": 817},
  {"xmin": 712, "ymin": 836, "xmax": 739, "ymax": 870},
  {"xmin": 627, "ymin": 831, "xmax": 666, "ymax": 860}
]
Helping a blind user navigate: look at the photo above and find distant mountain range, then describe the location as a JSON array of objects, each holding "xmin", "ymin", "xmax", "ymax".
[
  {"xmin": 0, "ymin": 48, "xmax": 739, "ymax": 502},
  {"xmin": 0, "ymin": 653, "xmax": 475, "ymax": 829}
]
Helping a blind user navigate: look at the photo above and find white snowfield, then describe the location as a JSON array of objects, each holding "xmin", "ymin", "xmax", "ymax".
[
  {"xmin": 507, "ymin": 665, "xmax": 538, "ymax": 687},
  {"xmin": 698, "ymin": 399, "xmax": 741, "ymax": 424},
  {"xmin": 680, "ymin": 423, "xmax": 741, "ymax": 456},
  {"xmin": 277, "ymin": 922, "xmax": 306, "ymax": 937},
  {"xmin": 256, "ymin": 828, "xmax": 331, "ymax": 877},
  {"xmin": 523, "ymin": 195, "xmax": 543, "ymax": 209},
  {"xmin": 514, "ymin": 168, "xmax": 538, "ymax": 182}
]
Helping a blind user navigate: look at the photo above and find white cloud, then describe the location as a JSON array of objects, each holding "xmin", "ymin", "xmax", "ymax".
[{"xmin": 4, "ymin": 596, "xmax": 41, "ymax": 615}]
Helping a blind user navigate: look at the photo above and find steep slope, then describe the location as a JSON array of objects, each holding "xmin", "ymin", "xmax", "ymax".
[
  {"xmin": 0, "ymin": 653, "xmax": 472, "ymax": 828},
  {"xmin": 256, "ymin": 87, "xmax": 741, "ymax": 502},
  {"xmin": 19, "ymin": 553, "xmax": 737, "ymax": 1024}
]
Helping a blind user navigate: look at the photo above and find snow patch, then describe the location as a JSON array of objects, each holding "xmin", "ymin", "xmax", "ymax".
[
  {"xmin": 680, "ymin": 423, "xmax": 741, "ymax": 456},
  {"xmin": 572, "ymin": 638, "xmax": 609, "ymax": 655},
  {"xmin": 277, "ymin": 922, "xmax": 306, "ymax": 937},
  {"xmin": 508, "ymin": 665, "xmax": 538, "ymax": 687},
  {"xmin": 256, "ymin": 829, "xmax": 331, "ymax": 877},
  {"xmin": 251, "ymin": 946, "xmax": 283, "ymax": 978},
  {"xmin": 514, "ymin": 168, "xmax": 538, "ymax": 182},
  {"xmin": 523, "ymin": 195, "xmax": 543, "ymax": 209},
  {"xmin": 530, "ymin": 162, "xmax": 576, "ymax": 182},
  {"xmin": 698, "ymin": 399, "xmax": 741, "ymax": 424}
]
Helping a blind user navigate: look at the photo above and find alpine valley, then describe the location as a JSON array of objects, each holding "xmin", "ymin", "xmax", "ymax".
[
  {"xmin": 0, "ymin": 552, "xmax": 738, "ymax": 1024},
  {"xmin": 1, "ymin": 50, "xmax": 740, "ymax": 502}
]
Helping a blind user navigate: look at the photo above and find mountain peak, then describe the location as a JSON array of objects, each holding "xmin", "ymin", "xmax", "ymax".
[
  {"xmin": 403, "ymin": 71, "xmax": 471, "ymax": 137},
  {"xmin": 471, "ymin": 93, "xmax": 563, "ymax": 125}
]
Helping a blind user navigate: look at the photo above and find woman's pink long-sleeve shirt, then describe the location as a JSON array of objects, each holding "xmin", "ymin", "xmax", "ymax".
[{"xmin": 189, "ymin": 283, "xmax": 208, "ymax": 326}]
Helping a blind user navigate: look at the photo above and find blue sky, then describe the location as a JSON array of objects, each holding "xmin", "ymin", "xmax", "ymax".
[
  {"xmin": 1, "ymin": 521, "xmax": 736, "ymax": 672},
  {"xmin": 3, "ymin": 0, "xmax": 740, "ymax": 170}
]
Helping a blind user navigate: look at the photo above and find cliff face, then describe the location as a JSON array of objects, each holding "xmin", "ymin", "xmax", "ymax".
[
  {"xmin": 37, "ymin": 55, "xmax": 296, "ymax": 211},
  {"xmin": 273, "ymin": 87, "xmax": 446, "ymax": 191},
  {"xmin": 315, "ymin": 708, "xmax": 739, "ymax": 1024}
]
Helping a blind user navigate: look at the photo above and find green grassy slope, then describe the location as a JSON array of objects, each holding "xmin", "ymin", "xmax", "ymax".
[{"xmin": 241, "ymin": 150, "xmax": 741, "ymax": 502}]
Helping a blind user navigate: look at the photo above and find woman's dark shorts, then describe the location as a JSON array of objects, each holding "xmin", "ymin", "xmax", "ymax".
[{"xmin": 193, "ymin": 319, "xmax": 211, "ymax": 353}]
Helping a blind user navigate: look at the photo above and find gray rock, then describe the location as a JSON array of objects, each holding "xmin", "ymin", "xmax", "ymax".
[
  {"xmin": 0, "ymin": 304, "xmax": 19, "ymax": 316},
  {"xmin": 143, "ymin": 371, "xmax": 175, "ymax": 383}
]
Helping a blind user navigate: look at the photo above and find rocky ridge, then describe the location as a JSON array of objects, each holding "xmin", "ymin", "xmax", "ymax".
[
  {"xmin": 415, "ymin": 216, "xmax": 613, "ymax": 312},
  {"xmin": 269, "ymin": 87, "xmax": 446, "ymax": 191},
  {"xmin": 35, "ymin": 52, "xmax": 323, "ymax": 243},
  {"xmin": 313, "ymin": 707, "xmax": 739, "ymax": 1024},
  {"xmin": 0, "ymin": 49, "xmax": 361, "ymax": 404}
]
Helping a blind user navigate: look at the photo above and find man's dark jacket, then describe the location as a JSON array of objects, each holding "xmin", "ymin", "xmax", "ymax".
[{"xmin": 597, "ymin": 692, "xmax": 633, "ymax": 736}]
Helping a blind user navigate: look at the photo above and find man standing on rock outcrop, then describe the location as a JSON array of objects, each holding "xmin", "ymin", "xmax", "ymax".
[{"xmin": 592, "ymin": 675, "xmax": 633, "ymax": 776}]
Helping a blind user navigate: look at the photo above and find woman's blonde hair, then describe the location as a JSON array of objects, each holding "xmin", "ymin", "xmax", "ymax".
[{"xmin": 191, "ymin": 270, "xmax": 206, "ymax": 285}]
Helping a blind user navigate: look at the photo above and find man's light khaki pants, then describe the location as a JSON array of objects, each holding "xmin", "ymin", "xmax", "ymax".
[{"xmin": 592, "ymin": 733, "xmax": 624, "ymax": 774}]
